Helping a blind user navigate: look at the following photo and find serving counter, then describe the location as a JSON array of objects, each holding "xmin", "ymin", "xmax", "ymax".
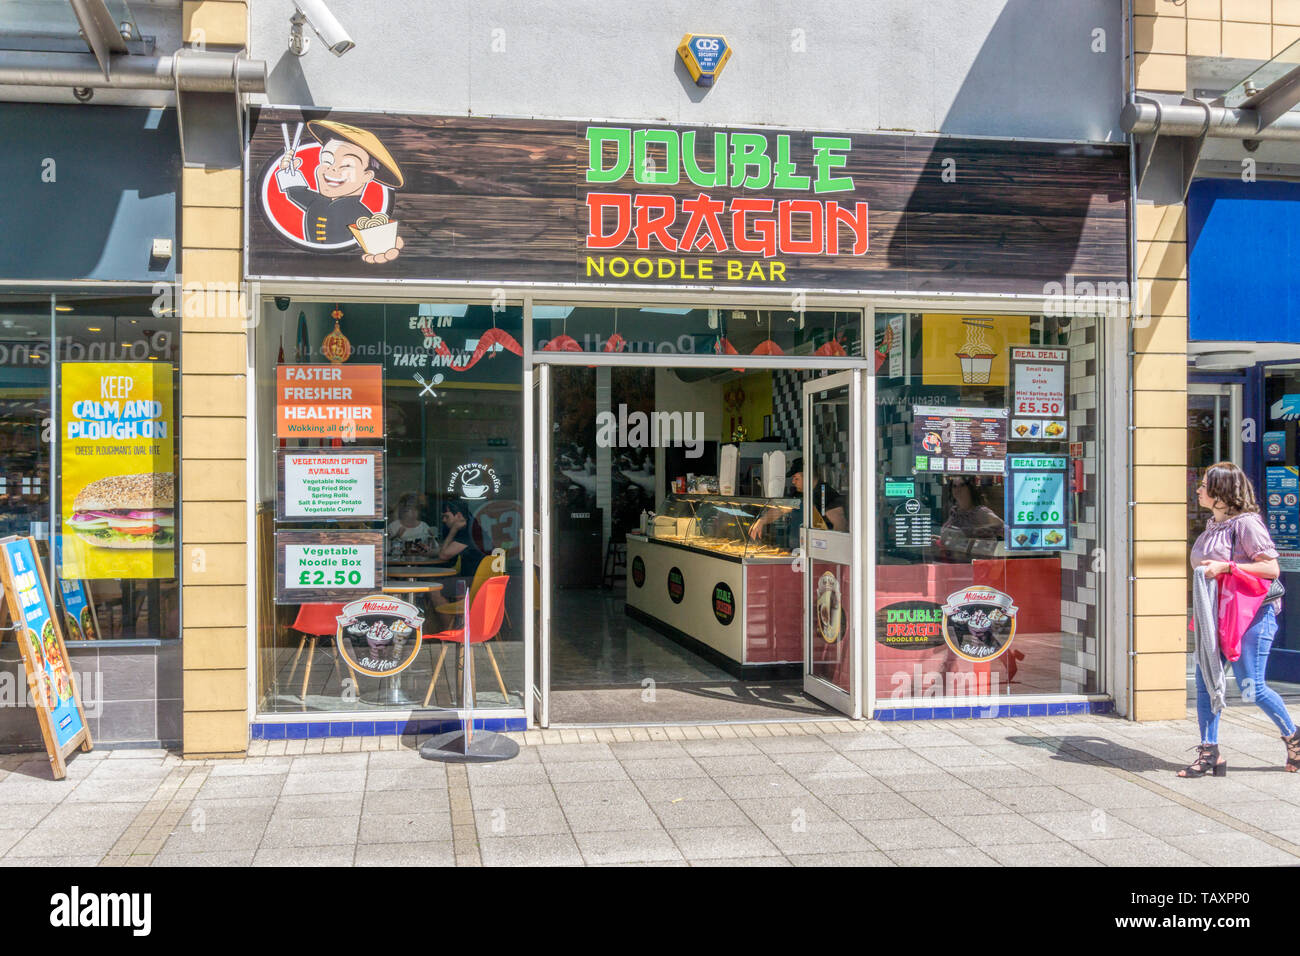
[{"xmin": 624, "ymin": 494, "xmax": 802, "ymax": 678}]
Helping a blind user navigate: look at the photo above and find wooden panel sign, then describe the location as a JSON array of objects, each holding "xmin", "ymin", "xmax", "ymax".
[
  {"xmin": 0, "ymin": 536, "xmax": 93, "ymax": 779},
  {"xmin": 248, "ymin": 108, "xmax": 1129, "ymax": 296},
  {"xmin": 276, "ymin": 364, "xmax": 383, "ymax": 441},
  {"xmin": 275, "ymin": 529, "xmax": 385, "ymax": 604},
  {"xmin": 277, "ymin": 448, "xmax": 385, "ymax": 523}
]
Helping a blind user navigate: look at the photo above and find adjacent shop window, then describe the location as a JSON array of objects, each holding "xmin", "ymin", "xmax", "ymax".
[
  {"xmin": 0, "ymin": 293, "xmax": 180, "ymax": 642},
  {"xmin": 874, "ymin": 312, "xmax": 1102, "ymax": 701},
  {"xmin": 255, "ymin": 299, "xmax": 525, "ymax": 714},
  {"xmin": 1261, "ymin": 369, "xmax": 1300, "ymax": 661}
]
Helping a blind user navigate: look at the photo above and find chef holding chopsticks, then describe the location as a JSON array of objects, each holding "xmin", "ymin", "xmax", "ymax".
[{"xmin": 275, "ymin": 119, "xmax": 406, "ymax": 262}]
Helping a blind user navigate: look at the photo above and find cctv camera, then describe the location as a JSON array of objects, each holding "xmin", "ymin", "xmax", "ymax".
[{"xmin": 289, "ymin": 0, "xmax": 355, "ymax": 57}]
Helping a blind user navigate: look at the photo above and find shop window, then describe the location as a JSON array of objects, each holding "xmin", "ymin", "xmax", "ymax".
[
  {"xmin": 0, "ymin": 293, "xmax": 180, "ymax": 642},
  {"xmin": 255, "ymin": 299, "xmax": 525, "ymax": 715},
  {"xmin": 532, "ymin": 305, "xmax": 862, "ymax": 361},
  {"xmin": 874, "ymin": 312, "xmax": 1102, "ymax": 702}
]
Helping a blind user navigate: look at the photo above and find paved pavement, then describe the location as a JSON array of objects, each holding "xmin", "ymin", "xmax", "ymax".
[{"xmin": 0, "ymin": 706, "xmax": 1298, "ymax": 866}]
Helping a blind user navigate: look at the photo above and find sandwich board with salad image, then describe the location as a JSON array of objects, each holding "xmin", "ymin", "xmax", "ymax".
[
  {"xmin": 58, "ymin": 362, "xmax": 176, "ymax": 580},
  {"xmin": 0, "ymin": 536, "xmax": 93, "ymax": 779}
]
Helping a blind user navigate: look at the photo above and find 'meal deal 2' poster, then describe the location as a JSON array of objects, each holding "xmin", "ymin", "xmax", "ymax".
[{"xmin": 59, "ymin": 363, "xmax": 175, "ymax": 579}]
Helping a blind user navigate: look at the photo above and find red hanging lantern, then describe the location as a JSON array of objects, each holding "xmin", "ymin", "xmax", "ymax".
[{"xmin": 321, "ymin": 304, "xmax": 352, "ymax": 364}]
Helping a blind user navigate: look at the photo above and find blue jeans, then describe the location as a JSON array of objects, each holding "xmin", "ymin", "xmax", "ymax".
[{"xmin": 1195, "ymin": 605, "xmax": 1298, "ymax": 745}]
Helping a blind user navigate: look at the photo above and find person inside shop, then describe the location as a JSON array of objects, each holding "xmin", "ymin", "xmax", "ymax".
[
  {"xmin": 436, "ymin": 499, "xmax": 488, "ymax": 579},
  {"xmin": 387, "ymin": 492, "xmax": 432, "ymax": 555},
  {"xmin": 936, "ymin": 475, "xmax": 1004, "ymax": 560},
  {"xmin": 749, "ymin": 457, "xmax": 846, "ymax": 540}
]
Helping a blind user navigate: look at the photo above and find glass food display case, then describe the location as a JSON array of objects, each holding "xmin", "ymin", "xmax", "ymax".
[
  {"xmin": 627, "ymin": 493, "xmax": 803, "ymax": 675},
  {"xmin": 646, "ymin": 493, "xmax": 799, "ymax": 562}
]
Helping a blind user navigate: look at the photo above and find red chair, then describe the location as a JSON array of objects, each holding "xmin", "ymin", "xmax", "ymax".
[
  {"xmin": 286, "ymin": 603, "xmax": 350, "ymax": 707},
  {"xmin": 422, "ymin": 575, "xmax": 509, "ymax": 708}
]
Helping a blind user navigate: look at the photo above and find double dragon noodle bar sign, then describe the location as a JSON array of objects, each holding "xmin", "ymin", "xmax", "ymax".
[{"xmin": 247, "ymin": 109, "xmax": 1128, "ymax": 294}]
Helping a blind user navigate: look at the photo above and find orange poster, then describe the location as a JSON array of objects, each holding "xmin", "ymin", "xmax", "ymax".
[{"xmin": 276, "ymin": 364, "xmax": 383, "ymax": 440}]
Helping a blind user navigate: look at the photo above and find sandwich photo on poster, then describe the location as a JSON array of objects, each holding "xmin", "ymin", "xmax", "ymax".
[{"xmin": 59, "ymin": 363, "xmax": 175, "ymax": 580}]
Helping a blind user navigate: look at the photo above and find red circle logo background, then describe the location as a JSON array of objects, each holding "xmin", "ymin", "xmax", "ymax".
[{"xmin": 260, "ymin": 143, "xmax": 391, "ymax": 247}]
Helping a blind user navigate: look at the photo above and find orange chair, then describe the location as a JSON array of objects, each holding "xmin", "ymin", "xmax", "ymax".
[
  {"xmin": 422, "ymin": 575, "xmax": 509, "ymax": 708},
  {"xmin": 286, "ymin": 603, "xmax": 349, "ymax": 707},
  {"xmin": 434, "ymin": 556, "xmax": 497, "ymax": 623}
]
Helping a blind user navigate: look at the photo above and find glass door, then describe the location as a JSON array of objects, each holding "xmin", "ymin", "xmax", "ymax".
[
  {"xmin": 802, "ymin": 370, "xmax": 865, "ymax": 717},
  {"xmin": 528, "ymin": 365, "xmax": 552, "ymax": 726}
]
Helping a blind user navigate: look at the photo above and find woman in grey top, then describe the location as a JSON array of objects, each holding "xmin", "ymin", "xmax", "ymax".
[{"xmin": 1182, "ymin": 461, "xmax": 1300, "ymax": 777}]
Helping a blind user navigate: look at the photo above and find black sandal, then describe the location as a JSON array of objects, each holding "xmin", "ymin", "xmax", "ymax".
[
  {"xmin": 1177, "ymin": 743, "xmax": 1227, "ymax": 778},
  {"xmin": 1283, "ymin": 729, "xmax": 1300, "ymax": 774}
]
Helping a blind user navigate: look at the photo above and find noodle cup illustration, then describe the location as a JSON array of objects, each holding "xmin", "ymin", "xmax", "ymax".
[
  {"xmin": 955, "ymin": 318, "xmax": 997, "ymax": 385},
  {"xmin": 348, "ymin": 213, "xmax": 399, "ymax": 256}
]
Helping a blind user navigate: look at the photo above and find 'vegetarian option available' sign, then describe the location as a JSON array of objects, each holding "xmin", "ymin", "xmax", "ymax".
[
  {"xmin": 1005, "ymin": 455, "xmax": 1070, "ymax": 551},
  {"xmin": 1010, "ymin": 346, "xmax": 1068, "ymax": 441},
  {"xmin": 276, "ymin": 364, "xmax": 383, "ymax": 439},
  {"xmin": 59, "ymin": 362, "xmax": 175, "ymax": 580},
  {"xmin": 279, "ymin": 449, "xmax": 383, "ymax": 521}
]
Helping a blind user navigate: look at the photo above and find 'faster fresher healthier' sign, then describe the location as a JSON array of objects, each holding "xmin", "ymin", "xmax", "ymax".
[{"xmin": 276, "ymin": 364, "xmax": 383, "ymax": 440}]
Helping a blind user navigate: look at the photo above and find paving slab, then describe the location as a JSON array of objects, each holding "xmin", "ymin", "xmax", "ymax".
[
  {"xmin": 572, "ymin": 829, "xmax": 685, "ymax": 865},
  {"xmin": 667, "ymin": 825, "xmax": 782, "ymax": 860}
]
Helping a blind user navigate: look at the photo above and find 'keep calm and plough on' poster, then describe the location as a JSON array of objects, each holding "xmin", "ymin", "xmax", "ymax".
[{"xmin": 59, "ymin": 363, "xmax": 175, "ymax": 580}]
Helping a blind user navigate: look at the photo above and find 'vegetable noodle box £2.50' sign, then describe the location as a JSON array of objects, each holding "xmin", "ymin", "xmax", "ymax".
[{"xmin": 60, "ymin": 363, "xmax": 174, "ymax": 580}]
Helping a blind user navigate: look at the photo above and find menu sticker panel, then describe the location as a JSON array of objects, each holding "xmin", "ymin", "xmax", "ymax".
[
  {"xmin": 276, "ymin": 364, "xmax": 383, "ymax": 440},
  {"xmin": 1, "ymin": 538, "xmax": 86, "ymax": 751},
  {"xmin": 1010, "ymin": 346, "xmax": 1068, "ymax": 441},
  {"xmin": 892, "ymin": 498, "xmax": 933, "ymax": 549},
  {"xmin": 59, "ymin": 362, "xmax": 175, "ymax": 580},
  {"xmin": 1005, "ymin": 455, "xmax": 1070, "ymax": 551},
  {"xmin": 1265, "ymin": 465, "xmax": 1300, "ymax": 550},
  {"xmin": 912, "ymin": 405, "xmax": 1008, "ymax": 475},
  {"xmin": 278, "ymin": 449, "xmax": 383, "ymax": 522}
]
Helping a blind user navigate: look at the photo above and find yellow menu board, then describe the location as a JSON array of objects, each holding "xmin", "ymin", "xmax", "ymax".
[{"xmin": 59, "ymin": 363, "xmax": 175, "ymax": 579}]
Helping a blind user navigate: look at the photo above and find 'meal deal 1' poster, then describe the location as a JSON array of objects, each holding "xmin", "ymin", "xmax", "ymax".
[{"xmin": 59, "ymin": 363, "xmax": 175, "ymax": 580}]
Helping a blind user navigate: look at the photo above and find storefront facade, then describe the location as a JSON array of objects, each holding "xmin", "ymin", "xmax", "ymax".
[
  {"xmin": 2, "ymin": 0, "xmax": 1151, "ymax": 755},
  {"xmin": 241, "ymin": 106, "xmax": 1131, "ymax": 738}
]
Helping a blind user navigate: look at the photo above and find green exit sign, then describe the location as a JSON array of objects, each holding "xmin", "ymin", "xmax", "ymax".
[
  {"xmin": 487, "ymin": 438, "xmax": 508, "ymax": 447},
  {"xmin": 884, "ymin": 477, "xmax": 915, "ymax": 498}
]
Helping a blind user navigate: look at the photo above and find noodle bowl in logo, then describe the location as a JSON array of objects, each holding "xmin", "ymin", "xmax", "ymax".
[
  {"xmin": 941, "ymin": 587, "xmax": 1018, "ymax": 662},
  {"xmin": 335, "ymin": 596, "xmax": 425, "ymax": 678}
]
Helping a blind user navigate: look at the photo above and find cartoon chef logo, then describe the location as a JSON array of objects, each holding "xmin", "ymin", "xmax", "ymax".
[{"xmin": 260, "ymin": 119, "xmax": 405, "ymax": 263}]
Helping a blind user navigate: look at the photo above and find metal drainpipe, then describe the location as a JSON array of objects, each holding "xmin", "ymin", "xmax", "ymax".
[
  {"xmin": 1124, "ymin": 0, "xmax": 1138, "ymax": 723},
  {"xmin": 0, "ymin": 50, "xmax": 266, "ymax": 92}
]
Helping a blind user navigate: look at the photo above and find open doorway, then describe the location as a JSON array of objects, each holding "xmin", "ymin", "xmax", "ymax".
[{"xmin": 541, "ymin": 361, "xmax": 848, "ymax": 724}]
